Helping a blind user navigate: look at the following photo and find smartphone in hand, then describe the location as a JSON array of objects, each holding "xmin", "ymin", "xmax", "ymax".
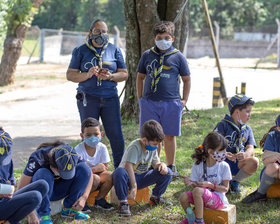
[{"xmin": 99, "ymin": 68, "xmax": 109, "ymax": 74}]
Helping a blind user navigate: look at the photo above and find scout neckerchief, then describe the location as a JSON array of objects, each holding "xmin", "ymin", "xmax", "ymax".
[
  {"xmin": 223, "ymin": 114, "xmax": 247, "ymax": 153},
  {"xmin": 0, "ymin": 131, "xmax": 12, "ymax": 157},
  {"xmin": 85, "ymin": 40, "xmax": 108, "ymax": 86},
  {"xmin": 150, "ymin": 46, "xmax": 179, "ymax": 93}
]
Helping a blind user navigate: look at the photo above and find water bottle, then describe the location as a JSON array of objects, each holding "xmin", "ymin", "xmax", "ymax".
[{"xmin": 186, "ymin": 207, "xmax": 196, "ymax": 223}]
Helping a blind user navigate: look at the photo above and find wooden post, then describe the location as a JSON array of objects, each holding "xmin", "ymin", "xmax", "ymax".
[
  {"xmin": 214, "ymin": 21, "xmax": 220, "ymax": 51},
  {"xmin": 202, "ymin": 0, "xmax": 227, "ymax": 104},
  {"xmin": 276, "ymin": 18, "xmax": 280, "ymax": 68},
  {"xmin": 241, "ymin": 82, "xmax": 246, "ymax": 95},
  {"xmin": 212, "ymin": 77, "xmax": 223, "ymax": 108}
]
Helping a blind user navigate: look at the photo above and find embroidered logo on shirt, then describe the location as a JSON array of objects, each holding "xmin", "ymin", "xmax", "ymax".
[
  {"xmin": 0, "ymin": 147, "xmax": 4, "ymax": 155},
  {"xmin": 29, "ymin": 162, "xmax": 36, "ymax": 170}
]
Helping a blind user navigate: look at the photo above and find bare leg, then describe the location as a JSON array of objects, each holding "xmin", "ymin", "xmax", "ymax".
[
  {"xmin": 95, "ymin": 171, "xmax": 113, "ymax": 200},
  {"xmin": 157, "ymin": 143, "xmax": 162, "ymax": 159},
  {"xmin": 192, "ymin": 187, "xmax": 204, "ymax": 219},
  {"xmin": 163, "ymin": 135, "xmax": 176, "ymax": 166},
  {"xmin": 179, "ymin": 192, "xmax": 191, "ymax": 213},
  {"xmin": 91, "ymin": 174, "xmax": 100, "ymax": 192}
]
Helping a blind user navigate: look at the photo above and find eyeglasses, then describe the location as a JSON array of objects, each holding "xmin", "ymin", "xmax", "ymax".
[{"xmin": 92, "ymin": 28, "xmax": 108, "ymax": 34}]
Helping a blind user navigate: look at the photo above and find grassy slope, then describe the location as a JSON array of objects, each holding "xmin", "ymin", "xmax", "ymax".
[{"xmin": 19, "ymin": 98, "xmax": 280, "ymax": 224}]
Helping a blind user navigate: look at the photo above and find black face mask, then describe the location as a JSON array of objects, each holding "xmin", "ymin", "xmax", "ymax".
[{"xmin": 91, "ymin": 33, "xmax": 108, "ymax": 46}]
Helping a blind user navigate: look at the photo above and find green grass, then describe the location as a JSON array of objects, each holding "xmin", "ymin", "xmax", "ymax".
[{"xmin": 20, "ymin": 98, "xmax": 280, "ymax": 223}]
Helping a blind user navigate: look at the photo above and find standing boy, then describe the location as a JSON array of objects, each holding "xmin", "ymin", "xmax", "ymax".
[
  {"xmin": 214, "ymin": 94, "xmax": 259, "ymax": 193},
  {"xmin": 136, "ymin": 21, "xmax": 191, "ymax": 174},
  {"xmin": 75, "ymin": 117, "xmax": 113, "ymax": 211},
  {"xmin": 113, "ymin": 120, "xmax": 172, "ymax": 216}
]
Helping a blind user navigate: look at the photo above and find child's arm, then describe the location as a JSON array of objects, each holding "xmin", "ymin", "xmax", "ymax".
[
  {"xmin": 262, "ymin": 150, "xmax": 280, "ymax": 166},
  {"xmin": 124, "ymin": 161, "xmax": 137, "ymax": 200},
  {"xmin": 181, "ymin": 75, "xmax": 191, "ymax": 107},
  {"xmin": 136, "ymin": 72, "xmax": 146, "ymax": 99}
]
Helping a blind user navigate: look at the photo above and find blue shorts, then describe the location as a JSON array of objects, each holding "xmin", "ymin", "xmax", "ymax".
[
  {"xmin": 225, "ymin": 158, "xmax": 239, "ymax": 176},
  {"xmin": 139, "ymin": 98, "xmax": 183, "ymax": 136}
]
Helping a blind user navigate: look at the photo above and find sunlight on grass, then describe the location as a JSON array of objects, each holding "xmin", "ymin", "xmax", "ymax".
[{"xmin": 16, "ymin": 98, "xmax": 280, "ymax": 223}]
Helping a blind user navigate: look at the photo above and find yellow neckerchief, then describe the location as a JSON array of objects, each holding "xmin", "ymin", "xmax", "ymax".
[
  {"xmin": 150, "ymin": 46, "xmax": 179, "ymax": 93},
  {"xmin": 85, "ymin": 40, "xmax": 108, "ymax": 86},
  {"xmin": 0, "ymin": 131, "xmax": 12, "ymax": 156}
]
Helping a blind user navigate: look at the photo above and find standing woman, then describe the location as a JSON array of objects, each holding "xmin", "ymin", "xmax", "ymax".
[{"xmin": 67, "ymin": 19, "xmax": 128, "ymax": 168}]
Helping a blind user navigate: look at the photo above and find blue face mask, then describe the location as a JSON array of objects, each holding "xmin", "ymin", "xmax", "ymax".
[
  {"xmin": 155, "ymin": 40, "xmax": 172, "ymax": 51},
  {"xmin": 84, "ymin": 136, "xmax": 101, "ymax": 147},
  {"xmin": 145, "ymin": 143, "xmax": 158, "ymax": 151}
]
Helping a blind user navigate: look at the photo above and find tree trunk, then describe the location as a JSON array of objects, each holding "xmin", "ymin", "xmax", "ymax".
[
  {"xmin": 121, "ymin": 0, "xmax": 189, "ymax": 120},
  {"xmin": 0, "ymin": 0, "xmax": 43, "ymax": 86}
]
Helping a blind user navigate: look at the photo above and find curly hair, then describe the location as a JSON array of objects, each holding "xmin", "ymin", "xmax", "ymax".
[
  {"xmin": 153, "ymin": 21, "xmax": 175, "ymax": 37},
  {"xmin": 192, "ymin": 132, "xmax": 228, "ymax": 165},
  {"xmin": 260, "ymin": 126, "xmax": 277, "ymax": 148}
]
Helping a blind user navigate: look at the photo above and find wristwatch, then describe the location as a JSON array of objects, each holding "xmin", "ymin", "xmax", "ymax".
[{"xmin": 109, "ymin": 74, "xmax": 114, "ymax": 81}]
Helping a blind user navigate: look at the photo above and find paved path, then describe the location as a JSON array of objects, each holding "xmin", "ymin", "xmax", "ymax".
[{"xmin": 1, "ymin": 66, "xmax": 279, "ymax": 169}]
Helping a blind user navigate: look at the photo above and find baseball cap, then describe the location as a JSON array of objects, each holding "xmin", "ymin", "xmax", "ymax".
[
  {"xmin": 228, "ymin": 94, "xmax": 252, "ymax": 113},
  {"xmin": 54, "ymin": 144, "xmax": 79, "ymax": 180},
  {"xmin": 0, "ymin": 130, "xmax": 13, "ymax": 166},
  {"xmin": 275, "ymin": 115, "xmax": 280, "ymax": 127}
]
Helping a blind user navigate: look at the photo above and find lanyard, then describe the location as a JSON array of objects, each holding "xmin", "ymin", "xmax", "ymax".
[
  {"xmin": 85, "ymin": 41, "xmax": 108, "ymax": 86},
  {"xmin": 202, "ymin": 161, "xmax": 207, "ymax": 181},
  {"xmin": 150, "ymin": 47, "xmax": 179, "ymax": 93}
]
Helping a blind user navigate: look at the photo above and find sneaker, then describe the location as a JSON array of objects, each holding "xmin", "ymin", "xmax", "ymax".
[
  {"xmin": 241, "ymin": 190, "xmax": 267, "ymax": 204},
  {"xmin": 149, "ymin": 196, "xmax": 172, "ymax": 206},
  {"xmin": 177, "ymin": 218, "xmax": 189, "ymax": 224},
  {"xmin": 38, "ymin": 215, "xmax": 53, "ymax": 224},
  {"xmin": 61, "ymin": 208, "xmax": 90, "ymax": 220},
  {"xmin": 82, "ymin": 203, "xmax": 91, "ymax": 213},
  {"xmin": 168, "ymin": 164, "xmax": 179, "ymax": 177},
  {"xmin": 229, "ymin": 180, "xmax": 241, "ymax": 194},
  {"xmin": 119, "ymin": 202, "xmax": 131, "ymax": 216},
  {"xmin": 94, "ymin": 198, "xmax": 114, "ymax": 210}
]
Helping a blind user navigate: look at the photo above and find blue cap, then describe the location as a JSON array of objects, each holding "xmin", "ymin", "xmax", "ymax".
[
  {"xmin": 54, "ymin": 144, "xmax": 79, "ymax": 180},
  {"xmin": 228, "ymin": 94, "xmax": 251, "ymax": 112},
  {"xmin": 0, "ymin": 131, "xmax": 13, "ymax": 166},
  {"xmin": 276, "ymin": 115, "xmax": 280, "ymax": 127}
]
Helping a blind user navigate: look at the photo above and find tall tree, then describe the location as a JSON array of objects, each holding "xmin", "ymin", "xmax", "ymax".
[
  {"xmin": 0, "ymin": 0, "xmax": 43, "ymax": 86},
  {"xmin": 121, "ymin": 0, "xmax": 188, "ymax": 120}
]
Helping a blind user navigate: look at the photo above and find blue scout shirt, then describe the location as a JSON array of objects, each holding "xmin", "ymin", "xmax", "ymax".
[
  {"xmin": 263, "ymin": 130, "xmax": 280, "ymax": 153},
  {"xmin": 23, "ymin": 146, "xmax": 83, "ymax": 178},
  {"xmin": 0, "ymin": 161, "xmax": 15, "ymax": 185},
  {"xmin": 214, "ymin": 114, "xmax": 256, "ymax": 153},
  {"xmin": 137, "ymin": 46, "xmax": 190, "ymax": 101},
  {"xmin": 68, "ymin": 42, "xmax": 127, "ymax": 98}
]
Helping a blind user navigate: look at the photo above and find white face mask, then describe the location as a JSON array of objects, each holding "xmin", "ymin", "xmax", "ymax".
[
  {"xmin": 155, "ymin": 40, "xmax": 172, "ymax": 50},
  {"xmin": 237, "ymin": 112, "xmax": 244, "ymax": 125},
  {"xmin": 211, "ymin": 151, "xmax": 227, "ymax": 163}
]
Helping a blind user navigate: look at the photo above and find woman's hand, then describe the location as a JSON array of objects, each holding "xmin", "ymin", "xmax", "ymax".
[
  {"xmin": 88, "ymin": 66, "xmax": 99, "ymax": 79},
  {"xmin": 98, "ymin": 69, "xmax": 112, "ymax": 81}
]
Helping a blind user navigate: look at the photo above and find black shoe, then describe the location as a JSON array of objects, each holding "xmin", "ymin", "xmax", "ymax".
[
  {"xmin": 94, "ymin": 198, "xmax": 114, "ymax": 211},
  {"xmin": 241, "ymin": 190, "xmax": 267, "ymax": 204},
  {"xmin": 82, "ymin": 203, "xmax": 91, "ymax": 213},
  {"xmin": 229, "ymin": 180, "xmax": 241, "ymax": 194},
  {"xmin": 167, "ymin": 164, "xmax": 179, "ymax": 177}
]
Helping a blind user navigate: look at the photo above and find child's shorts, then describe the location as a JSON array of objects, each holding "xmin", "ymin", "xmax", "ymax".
[{"xmin": 186, "ymin": 188, "xmax": 224, "ymax": 209}]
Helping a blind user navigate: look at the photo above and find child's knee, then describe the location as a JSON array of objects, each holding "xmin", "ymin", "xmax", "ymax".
[
  {"xmin": 101, "ymin": 171, "xmax": 113, "ymax": 183},
  {"xmin": 265, "ymin": 163, "xmax": 279, "ymax": 177},
  {"xmin": 192, "ymin": 187, "xmax": 204, "ymax": 197},
  {"xmin": 179, "ymin": 192, "xmax": 189, "ymax": 204}
]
